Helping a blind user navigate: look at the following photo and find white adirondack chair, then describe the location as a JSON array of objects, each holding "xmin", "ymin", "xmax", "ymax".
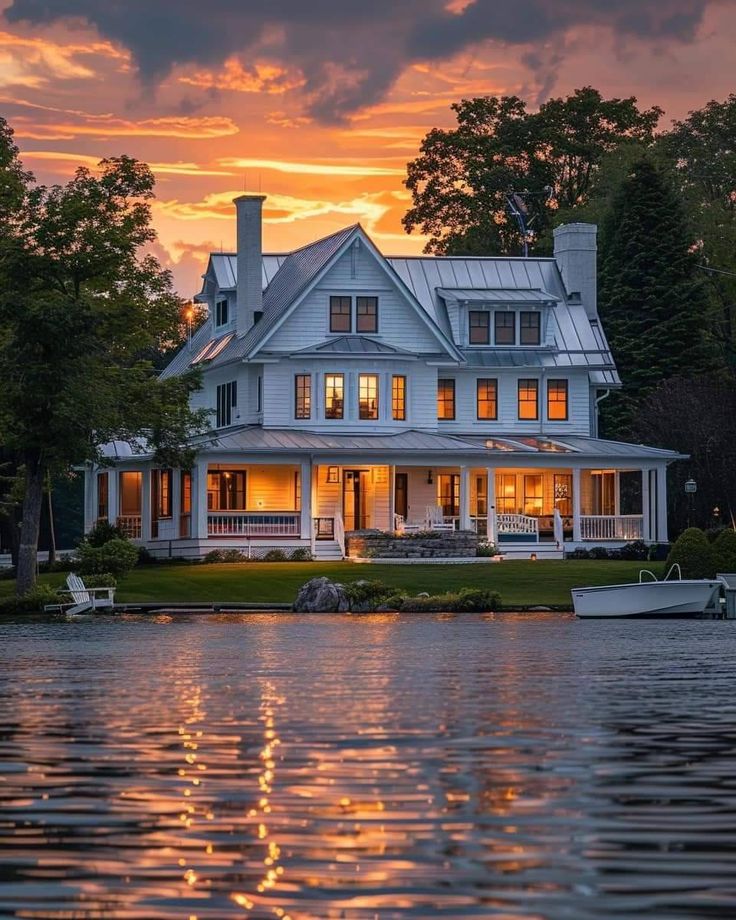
[
  {"xmin": 44, "ymin": 573, "xmax": 116, "ymax": 617},
  {"xmin": 426, "ymin": 505, "xmax": 455, "ymax": 532}
]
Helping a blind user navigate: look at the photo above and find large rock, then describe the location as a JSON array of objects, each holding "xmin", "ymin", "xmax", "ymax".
[{"xmin": 293, "ymin": 577, "xmax": 350, "ymax": 612}]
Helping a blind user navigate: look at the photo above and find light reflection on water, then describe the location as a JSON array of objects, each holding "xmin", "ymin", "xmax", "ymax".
[{"xmin": 1, "ymin": 612, "xmax": 736, "ymax": 919}]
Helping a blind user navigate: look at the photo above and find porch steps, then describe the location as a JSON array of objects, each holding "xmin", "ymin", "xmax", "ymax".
[
  {"xmin": 312, "ymin": 540, "xmax": 344, "ymax": 561},
  {"xmin": 498, "ymin": 543, "xmax": 564, "ymax": 561}
]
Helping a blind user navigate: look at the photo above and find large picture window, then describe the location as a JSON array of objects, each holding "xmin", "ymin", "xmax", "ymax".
[
  {"xmin": 356, "ymin": 296, "xmax": 378, "ymax": 333},
  {"xmin": 437, "ymin": 379, "xmax": 455, "ymax": 420},
  {"xmin": 469, "ymin": 311, "xmax": 490, "ymax": 345},
  {"xmin": 497, "ymin": 473, "xmax": 516, "ymax": 513},
  {"xmin": 295, "ymin": 374, "xmax": 311, "ymax": 419},
  {"xmin": 518, "ymin": 379, "xmax": 539, "ymax": 420},
  {"xmin": 325, "ymin": 373, "xmax": 344, "ymax": 419},
  {"xmin": 358, "ymin": 374, "xmax": 379, "ymax": 420},
  {"xmin": 330, "ymin": 296, "xmax": 352, "ymax": 332},
  {"xmin": 495, "ymin": 312, "xmax": 515, "ymax": 345},
  {"xmin": 216, "ymin": 380, "xmax": 237, "ymax": 427},
  {"xmin": 547, "ymin": 379, "xmax": 568, "ymax": 420},
  {"xmin": 523, "ymin": 474, "xmax": 543, "ymax": 516},
  {"xmin": 392, "ymin": 375, "xmax": 406, "ymax": 421},
  {"xmin": 207, "ymin": 471, "xmax": 246, "ymax": 511},
  {"xmin": 476, "ymin": 378, "xmax": 498, "ymax": 419},
  {"xmin": 520, "ymin": 311, "xmax": 541, "ymax": 345}
]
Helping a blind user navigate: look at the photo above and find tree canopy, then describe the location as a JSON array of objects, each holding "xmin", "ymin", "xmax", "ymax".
[
  {"xmin": 403, "ymin": 87, "xmax": 661, "ymax": 255},
  {"xmin": 0, "ymin": 119, "xmax": 207, "ymax": 593}
]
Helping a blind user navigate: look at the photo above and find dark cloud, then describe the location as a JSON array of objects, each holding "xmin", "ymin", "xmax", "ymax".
[{"xmin": 4, "ymin": 0, "xmax": 717, "ymax": 121}]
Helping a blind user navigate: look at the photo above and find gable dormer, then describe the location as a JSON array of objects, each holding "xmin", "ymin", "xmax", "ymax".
[{"xmin": 437, "ymin": 288, "xmax": 559, "ymax": 350}]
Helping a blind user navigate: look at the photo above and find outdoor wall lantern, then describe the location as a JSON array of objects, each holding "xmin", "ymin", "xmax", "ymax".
[
  {"xmin": 426, "ymin": 469, "xmax": 434, "ymax": 485},
  {"xmin": 684, "ymin": 479, "xmax": 697, "ymax": 494}
]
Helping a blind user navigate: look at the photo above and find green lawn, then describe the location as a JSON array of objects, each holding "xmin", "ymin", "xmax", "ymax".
[{"xmin": 0, "ymin": 560, "xmax": 663, "ymax": 608}]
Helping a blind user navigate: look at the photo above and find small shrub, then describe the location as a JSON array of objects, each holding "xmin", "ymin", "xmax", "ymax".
[
  {"xmin": 82, "ymin": 573, "xmax": 117, "ymax": 588},
  {"xmin": 648, "ymin": 543, "xmax": 671, "ymax": 562},
  {"xmin": 0, "ymin": 583, "xmax": 59, "ymax": 615},
  {"xmin": 476, "ymin": 541, "xmax": 497, "ymax": 557},
  {"xmin": 399, "ymin": 588, "xmax": 500, "ymax": 612},
  {"xmin": 84, "ymin": 519, "xmax": 126, "ymax": 547},
  {"xmin": 344, "ymin": 579, "xmax": 393, "ymax": 608},
  {"xmin": 203, "ymin": 549, "xmax": 246, "ymax": 564},
  {"xmin": 77, "ymin": 538, "xmax": 139, "ymax": 577},
  {"xmin": 566, "ymin": 548, "xmax": 590, "ymax": 560},
  {"xmin": 665, "ymin": 527, "xmax": 717, "ymax": 579},
  {"xmin": 617, "ymin": 540, "xmax": 649, "ymax": 561},
  {"xmin": 136, "ymin": 545, "xmax": 157, "ymax": 566},
  {"xmin": 263, "ymin": 549, "xmax": 287, "ymax": 562},
  {"xmin": 705, "ymin": 525, "xmax": 728, "ymax": 544},
  {"xmin": 712, "ymin": 528, "xmax": 736, "ymax": 573},
  {"xmin": 452, "ymin": 587, "xmax": 502, "ymax": 611},
  {"xmin": 588, "ymin": 546, "xmax": 610, "ymax": 560},
  {"xmin": 289, "ymin": 548, "xmax": 313, "ymax": 561}
]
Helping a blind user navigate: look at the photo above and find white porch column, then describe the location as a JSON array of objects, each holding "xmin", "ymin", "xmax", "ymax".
[
  {"xmin": 108, "ymin": 469, "xmax": 119, "ymax": 526},
  {"xmin": 84, "ymin": 467, "xmax": 96, "ymax": 534},
  {"xmin": 388, "ymin": 465, "xmax": 396, "ymax": 530},
  {"xmin": 641, "ymin": 467, "xmax": 651, "ymax": 542},
  {"xmin": 171, "ymin": 468, "xmax": 182, "ymax": 538},
  {"xmin": 572, "ymin": 467, "xmax": 582, "ymax": 542},
  {"xmin": 459, "ymin": 465, "xmax": 472, "ymax": 531},
  {"xmin": 192, "ymin": 458, "xmax": 209, "ymax": 540},
  {"xmin": 300, "ymin": 458, "xmax": 312, "ymax": 539},
  {"xmin": 486, "ymin": 468, "xmax": 497, "ymax": 543},
  {"xmin": 310, "ymin": 463, "xmax": 318, "ymax": 553},
  {"xmin": 140, "ymin": 467, "xmax": 152, "ymax": 542},
  {"xmin": 656, "ymin": 466, "xmax": 668, "ymax": 542}
]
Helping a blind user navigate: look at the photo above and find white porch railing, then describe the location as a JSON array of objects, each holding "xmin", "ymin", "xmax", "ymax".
[
  {"xmin": 497, "ymin": 513, "xmax": 539, "ymax": 538},
  {"xmin": 117, "ymin": 515, "xmax": 142, "ymax": 539},
  {"xmin": 580, "ymin": 515, "xmax": 643, "ymax": 541},
  {"xmin": 333, "ymin": 507, "xmax": 345, "ymax": 556},
  {"xmin": 207, "ymin": 512, "xmax": 300, "ymax": 537}
]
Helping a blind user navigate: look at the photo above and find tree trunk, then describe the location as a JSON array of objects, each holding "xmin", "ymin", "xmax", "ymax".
[
  {"xmin": 46, "ymin": 471, "xmax": 57, "ymax": 567},
  {"xmin": 16, "ymin": 452, "xmax": 45, "ymax": 596}
]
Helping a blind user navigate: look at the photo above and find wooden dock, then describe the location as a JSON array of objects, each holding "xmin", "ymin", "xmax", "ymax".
[{"xmin": 114, "ymin": 602, "xmax": 292, "ymax": 614}]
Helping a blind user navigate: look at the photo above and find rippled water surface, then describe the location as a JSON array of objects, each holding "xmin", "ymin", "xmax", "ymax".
[{"xmin": 1, "ymin": 612, "xmax": 736, "ymax": 919}]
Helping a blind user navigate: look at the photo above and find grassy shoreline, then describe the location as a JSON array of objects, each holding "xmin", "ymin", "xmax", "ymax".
[{"xmin": 0, "ymin": 560, "xmax": 662, "ymax": 608}]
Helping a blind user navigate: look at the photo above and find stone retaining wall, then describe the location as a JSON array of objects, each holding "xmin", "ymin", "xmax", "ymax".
[{"xmin": 346, "ymin": 529, "xmax": 479, "ymax": 559}]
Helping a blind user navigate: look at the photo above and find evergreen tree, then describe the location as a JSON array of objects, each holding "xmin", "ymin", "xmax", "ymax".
[{"xmin": 598, "ymin": 157, "xmax": 720, "ymax": 437}]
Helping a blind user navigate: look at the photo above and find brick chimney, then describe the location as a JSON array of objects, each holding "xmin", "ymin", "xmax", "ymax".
[
  {"xmin": 553, "ymin": 223, "xmax": 597, "ymax": 319},
  {"xmin": 234, "ymin": 194, "xmax": 266, "ymax": 335}
]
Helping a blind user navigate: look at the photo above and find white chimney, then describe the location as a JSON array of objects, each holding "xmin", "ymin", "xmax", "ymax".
[
  {"xmin": 234, "ymin": 194, "xmax": 266, "ymax": 335},
  {"xmin": 553, "ymin": 223, "xmax": 597, "ymax": 319}
]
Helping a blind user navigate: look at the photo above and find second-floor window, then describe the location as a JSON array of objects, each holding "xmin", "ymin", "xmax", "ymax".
[
  {"xmin": 216, "ymin": 380, "xmax": 237, "ymax": 427},
  {"xmin": 547, "ymin": 379, "xmax": 568, "ymax": 420},
  {"xmin": 359, "ymin": 374, "xmax": 379, "ymax": 420},
  {"xmin": 325, "ymin": 373, "xmax": 344, "ymax": 419},
  {"xmin": 469, "ymin": 311, "xmax": 490, "ymax": 345},
  {"xmin": 495, "ymin": 312, "xmax": 515, "ymax": 345},
  {"xmin": 477, "ymin": 378, "xmax": 498, "ymax": 419},
  {"xmin": 330, "ymin": 296, "xmax": 352, "ymax": 332},
  {"xmin": 437, "ymin": 378, "xmax": 455, "ymax": 420},
  {"xmin": 392, "ymin": 375, "xmax": 406, "ymax": 421},
  {"xmin": 520, "ymin": 311, "xmax": 541, "ymax": 345},
  {"xmin": 215, "ymin": 298, "xmax": 229, "ymax": 327},
  {"xmin": 356, "ymin": 296, "xmax": 378, "ymax": 333},
  {"xmin": 295, "ymin": 374, "xmax": 311, "ymax": 419},
  {"xmin": 518, "ymin": 379, "xmax": 538, "ymax": 420}
]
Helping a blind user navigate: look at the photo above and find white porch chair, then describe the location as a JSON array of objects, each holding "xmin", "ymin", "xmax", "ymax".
[
  {"xmin": 44, "ymin": 573, "xmax": 116, "ymax": 617},
  {"xmin": 426, "ymin": 505, "xmax": 455, "ymax": 532}
]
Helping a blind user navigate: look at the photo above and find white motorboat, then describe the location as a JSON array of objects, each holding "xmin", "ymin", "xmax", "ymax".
[{"xmin": 572, "ymin": 565, "xmax": 722, "ymax": 618}]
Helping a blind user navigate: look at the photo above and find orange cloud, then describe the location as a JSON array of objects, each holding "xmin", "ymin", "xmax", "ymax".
[
  {"xmin": 20, "ymin": 150, "xmax": 235, "ymax": 177},
  {"xmin": 0, "ymin": 28, "xmax": 126, "ymax": 88},
  {"xmin": 11, "ymin": 110, "xmax": 239, "ymax": 140},
  {"xmin": 218, "ymin": 157, "xmax": 405, "ymax": 177},
  {"xmin": 179, "ymin": 58, "xmax": 303, "ymax": 94}
]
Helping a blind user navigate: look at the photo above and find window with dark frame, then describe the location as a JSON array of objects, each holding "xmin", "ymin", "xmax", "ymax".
[
  {"xmin": 216, "ymin": 380, "xmax": 237, "ymax": 427},
  {"xmin": 155, "ymin": 469, "xmax": 172, "ymax": 518},
  {"xmin": 494, "ymin": 311, "xmax": 515, "ymax": 345},
  {"xmin": 359, "ymin": 374, "xmax": 379, "ymax": 420},
  {"xmin": 469, "ymin": 311, "xmax": 490, "ymax": 345},
  {"xmin": 330, "ymin": 295, "xmax": 352, "ymax": 332},
  {"xmin": 518, "ymin": 379, "xmax": 539, "ymax": 420},
  {"xmin": 392, "ymin": 375, "xmax": 406, "ymax": 421},
  {"xmin": 215, "ymin": 298, "xmax": 229, "ymax": 327},
  {"xmin": 438, "ymin": 473, "xmax": 459, "ymax": 517},
  {"xmin": 520, "ymin": 311, "xmax": 541, "ymax": 345},
  {"xmin": 356, "ymin": 296, "xmax": 378, "ymax": 333},
  {"xmin": 437, "ymin": 378, "xmax": 455, "ymax": 420},
  {"xmin": 325, "ymin": 373, "xmax": 344, "ymax": 419},
  {"xmin": 476, "ymin": 378, "xmax": 498, "ymax": 419},
  {"xmin": 97, "ymin": 472, "xmax": 108, "ymax": 520},
  {"xmin": 207, "ymin": 471, "xmax": 246, "ymax": 511},
  {"xmin": 295, "ymin": 374, "xmax": 311, "ymax": 419},
  {"xmin": 547, "ymin": 379, "xmax": 568, "ymax": 420}
]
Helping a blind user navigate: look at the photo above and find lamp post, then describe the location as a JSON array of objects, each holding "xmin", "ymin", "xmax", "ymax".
[{"xmin": 684, "ymin": 478, "xmax": 697, "ymax": 528}]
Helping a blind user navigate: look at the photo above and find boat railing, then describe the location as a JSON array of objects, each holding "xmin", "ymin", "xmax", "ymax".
[
  {"xmin": 664, "ymin": 563, "xmax": 682, "ymax": 581},
  {"xmin": 639, "ymin": 563, "xmax": 682, "ymax": 584},
  {"xmin": 638, "ymin": 569, "xmax": 659, "ymax": 583}
]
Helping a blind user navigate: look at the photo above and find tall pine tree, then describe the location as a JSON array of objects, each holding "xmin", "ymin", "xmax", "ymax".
[{"xmin": 598, "ymin": 157, "xmax": 720, "ymax": 437}]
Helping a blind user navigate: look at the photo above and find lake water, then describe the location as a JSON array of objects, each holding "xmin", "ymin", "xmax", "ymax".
[{"xmin": 1, "ymin": 612, "xmax": 735, "ymax": 919}]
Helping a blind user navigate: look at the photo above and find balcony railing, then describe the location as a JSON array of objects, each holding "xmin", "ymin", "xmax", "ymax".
[
  {"xmin": 497, "ymin": 513, "xmax": 539, "ymax": 537},
  {"xmin": 580, "ymin": 515, "xmax": 643, "ymax": 541},
  {"xmin": 208, "ymin": 512, "xmax": 300, "ymax": 537},
  {"xmin": 117, "ymin": 515, "xmax": 142, "ymax": 539}
]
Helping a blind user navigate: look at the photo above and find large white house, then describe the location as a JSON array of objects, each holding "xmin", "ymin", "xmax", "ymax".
[{"xmin": 86, "ymin": 195, "xmax": 682, "ymax": 559}]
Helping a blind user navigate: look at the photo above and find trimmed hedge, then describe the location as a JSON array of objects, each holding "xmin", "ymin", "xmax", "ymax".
[
  {"xmin": 77, "ymin": 538, "xmax": 139, "ymax": 577},
  {"xmin": 713, "ymin": 528, "xmax": 736, "ymax": 574},
  {"xmin": 665, "ymin": 528, "xmax": 717, "ymax": 579}
]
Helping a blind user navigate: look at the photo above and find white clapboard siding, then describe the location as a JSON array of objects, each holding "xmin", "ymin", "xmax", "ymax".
[{"xmin": 246, "ymin": 465, "xmax": 299, "ymax": 511}]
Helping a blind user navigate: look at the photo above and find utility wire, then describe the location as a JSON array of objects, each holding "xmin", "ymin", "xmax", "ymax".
[{"xmin": 698, "ymin": 264, "xmax": 736, "ymax": 278}]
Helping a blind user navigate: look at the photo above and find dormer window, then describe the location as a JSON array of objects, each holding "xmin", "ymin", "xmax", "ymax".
[
  {"xmin": 469, "ymin": 311, "xmax": 490, "ymax": 345},
  {"xmin": 330, "ymin": 296, "xmax": 351, "ymax": 332},
  {"xmin": 215, "ymin": 298, "xmax": 229, "ymax": 327},
  {"xmin": 520, "ymin": 311, "xmax": 541, "ymax": 345},
  {"xmin": 494, "ymin": 312, "xmax": 515, "ymax": 345},
  {"xmin": 356, "ymin": 296, "xmax": 378, "ymax": 333}
]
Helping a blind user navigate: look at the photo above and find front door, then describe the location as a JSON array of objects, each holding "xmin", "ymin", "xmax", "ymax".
[
  {"xmin": 343, "ymin": 470, "xmax": 369, "ymax": 530},
  {"xmin": 395, "ymin": 472, "xmax": 408, "ymax": 520}
]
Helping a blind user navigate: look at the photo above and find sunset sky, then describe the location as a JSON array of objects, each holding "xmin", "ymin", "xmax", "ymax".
[{"xmin": 1, "ymin": 0, "xmax": 734, "ymax": 296}]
